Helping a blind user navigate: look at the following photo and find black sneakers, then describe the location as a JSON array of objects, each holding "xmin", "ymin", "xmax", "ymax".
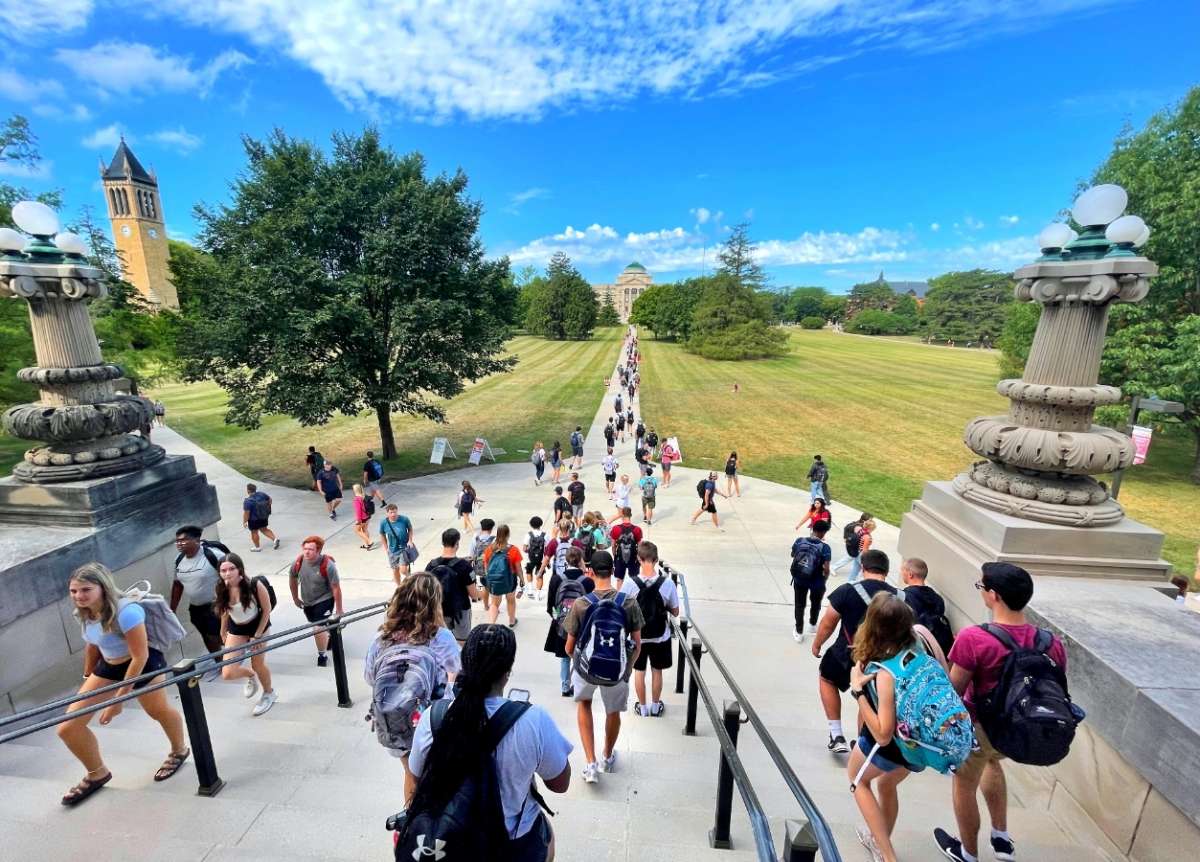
[
  {"xmin": 316, "ymin": 653, "xmax": 329, "ymax": 668},
  {"xmin": 933, "ymin": 827, "xmax": 1015, "ymax": 861},
  {"xmin": 991, "ymin": 834, "xmax": 1015, "ymax": 862},
  {"xmin": 827, "ymin": 734, "xmax": 850, "ymax": 754}
]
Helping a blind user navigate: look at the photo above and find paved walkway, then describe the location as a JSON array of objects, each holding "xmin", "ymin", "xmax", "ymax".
[{"xmin": 0, "ymin": 335, "xmax": 1111, "ymax": 861}]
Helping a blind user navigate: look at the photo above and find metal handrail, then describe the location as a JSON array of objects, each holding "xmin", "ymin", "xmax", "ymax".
[
  {"xmin": 663, "ymin": 560, "xmax": 842, "ymax": 862},
  {"xmin": 0, "ymin": 601, "xmax": 387, "ymax": 740}
]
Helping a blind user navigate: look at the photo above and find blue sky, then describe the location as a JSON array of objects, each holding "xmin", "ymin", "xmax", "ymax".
[{"xmin": 1, "ymin": 0, "xmax": 1196, "ymax": 291}]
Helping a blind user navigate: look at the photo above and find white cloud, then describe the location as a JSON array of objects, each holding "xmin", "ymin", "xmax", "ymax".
[
  {"xmin": 0, "ymin": 0, "xmax": 92, "ymax": 39},
  {"xmin": 0, "ymin": 69, "xmax": 65, "ymax": 101},
  {"xmin": 503, "ymin": 187, "xmax": 549, "ymax": 213},
  {"xmin": 1000, "ymin": 215, "xmax": 1020, "ymax": 225},
  {"xmin": 32, "ymin": 102, "xmax": 93, "ymax": 122},
  {"xmin": 963, "ymin": 215, "xmax": 985, "ymax": 231},
  {"xmin": 56, "ymin": 41, "xmax": 250, "ymax": 97},
  {"xmin": 152, "ymin": 0, "xmax": 1120, "ymax": 120},
  {"xmin": 148, "ymin": 126, "xmax": 203, "ymax": 154},
  {"xmin": 81, "ymin": 123, "xmax": 127, "ymax": 150},
  {"xmin": 690, "ymin": 207, "xmax": 711, "ymax": 225},
  {"xmin": 0, "ymin": 159, "xmax": 53, "ymax": 180},
  {"xmin": 930, "ymin": 222, "xmax": 940, "ymax": 232},
  {"xmin": 936, "ymin": 236, "xmax": 1038, "ymax": 269}
]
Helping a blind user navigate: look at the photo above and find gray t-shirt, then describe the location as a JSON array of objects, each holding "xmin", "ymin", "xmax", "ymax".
[
  {"xmin": 294, "ymin": 555, "xmax": 339, "ymax": 606},
  {"xmin": 176, "ymin": 548, "xmax": 222, "ymax": 605}
]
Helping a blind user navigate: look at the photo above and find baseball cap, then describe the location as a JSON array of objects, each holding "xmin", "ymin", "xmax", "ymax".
[{"xmin": 589, "ymin": 550, "xmax": 614, "ymax": 573}]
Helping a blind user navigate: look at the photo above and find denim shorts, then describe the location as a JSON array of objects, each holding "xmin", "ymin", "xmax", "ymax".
[{"xmin": 856, "ymin": 733, "xmax": 907, "ymax": 774}]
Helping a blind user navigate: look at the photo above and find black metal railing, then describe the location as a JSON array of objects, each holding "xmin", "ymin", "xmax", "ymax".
[
  {"xmin": 0, "ymin": 601, "xmax": 387, "ymax": 796},
  {"xmin": 662, "ymin": 561, "xmax": 842, "ymax": 862}
]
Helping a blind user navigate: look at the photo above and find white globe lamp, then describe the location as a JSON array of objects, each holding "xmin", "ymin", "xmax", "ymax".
[
  {"xmin": 54, "ymin": 232, "xmax": 88, "ymax": 257},
  {"xmin": 1071, "ymin": 184, "xmax": 1127, "ymax": 228},
  {"xmin": 0, "ymin": 227, "xmax": 25, "ymax": 254},
  {"xmin": 11, "ymin": 201, "xmax": 60, "ymax": 237},
  {"xmin": 1038, "ymin": 223, "xmax": 1073, "ymax": 252}
]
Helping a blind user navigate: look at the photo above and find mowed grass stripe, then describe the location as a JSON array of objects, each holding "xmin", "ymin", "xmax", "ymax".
[
  {"xmin": 144, "ymin": 329, "xmax": 623, "ymax": 487},
  {"xmin": 637, "ymin": 329, "xmax": 1196, "ymax": 575}
]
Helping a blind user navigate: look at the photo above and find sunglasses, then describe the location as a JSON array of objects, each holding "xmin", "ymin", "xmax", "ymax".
[{"xmin": 974, "ymin": 580, "xmax": 991, "ymax": 592}]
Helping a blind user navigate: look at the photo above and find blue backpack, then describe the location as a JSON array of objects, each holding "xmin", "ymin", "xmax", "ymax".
[
  {"xmin": 572, "ymin": 593, "xmax": 632, "ymax": 686},
  {"xmin": 485, "ymin": 546, "xmax": 514, "ymax": 595},
  {"xmin": 852, "ymin": 641, "xmax": 974, "ymax": 789}
]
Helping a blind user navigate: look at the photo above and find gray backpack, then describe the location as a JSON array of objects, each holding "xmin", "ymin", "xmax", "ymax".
[
  {"xmin": 114, "ymin": 581, "xmax": 187, "ymax": 653},
  {"xmin": 368, "ymin": 641, "xmax": 446, "ymax": 753}
]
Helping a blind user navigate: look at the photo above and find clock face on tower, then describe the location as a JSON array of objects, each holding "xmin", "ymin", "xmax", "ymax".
[
  {"xmin": 148, "ymin": 228, "xmax": 158, "ymax": 239},
  {"xmin": 120, "ymin": 225, "xmax": 131, "ymax": 237}
]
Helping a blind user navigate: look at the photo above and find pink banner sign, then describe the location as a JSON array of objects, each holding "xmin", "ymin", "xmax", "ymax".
[{"xmin": 1131, "ymin": 425, "xmax": 1153, "ymax": 465}]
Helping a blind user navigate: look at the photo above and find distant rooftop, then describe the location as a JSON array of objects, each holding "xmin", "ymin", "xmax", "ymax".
[
  {"xmin": 624, "ymin": 261, "xmax": 647, "ymax": 272},
  {"xmin": 892, "ymin": 280, "xmax": 930, "ymax": 298},
  {"xmin": 101, "ymin": 141, "xmax": 156, "ymax": 185}
]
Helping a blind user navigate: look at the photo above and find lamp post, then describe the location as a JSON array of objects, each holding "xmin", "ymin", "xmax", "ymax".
[
  {"xmin": 953, "ymin": 184, "xmax": 1157, "ymax": 527},
  {"xmin": 0, "ymin": 201, "xmax": 163, "ymax": 483}
]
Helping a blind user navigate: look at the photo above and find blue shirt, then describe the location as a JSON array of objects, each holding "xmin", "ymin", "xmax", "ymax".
[
  {"xmin": 82, "ymin": 602, "xmax": 146, "ymax": 662},
  {"xmin": 790, "ymin": 537, "xmax": 832, "ymax": 577},
  {"xmin": 379, "ymin": 515, "xmax": 413, "ymax": 552}
]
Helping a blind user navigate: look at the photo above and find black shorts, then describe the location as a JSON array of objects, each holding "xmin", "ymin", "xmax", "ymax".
[
  {"xmin": 228, "ymin": 615, "xmax": 269, "ymax": 637},
  {"xmin": 819, "ymin": 640, "xmax": 853, "ymax": 691},
  {"xmin": 247, "ymin": 518, "xmax": 269, "ymax": 531},
  {"xmin": 702, "ymin": 502, "xmax": 717, "ymax": 514},
  {"xmin": 524, "ymin": 559, "xmax": 542, "ymax": 575},
  {"xmin": 188, "ymin": 603, "xmax": 223, "ymax": 639},
  {"xmin": 303, "ymin": 596, "xmax": 336, "ymax": 622},
  {"xmin": 605, "ymin": 473, "xmax": 616, "ymax": 483},
  {"xmin": 324, "ymin": 489, "xmax": 342, "ymax": 502},
  {"xmin": 634, "ymin": 639, "xmax": 673, "ymax": 671},
  {"xmin": 571, "ymin": 446, "xmax": 583, "ymax": 457},
  {"xmin": 93, "ymin": 647, "xmax": 167, "ymax": 689},
  {"xmin": 509, "ymin": 812, "xmax": 552, "ymax": 862},
  {"xmin": 613, "ymin": 558, "xmax": 636, "ymax": 582}
]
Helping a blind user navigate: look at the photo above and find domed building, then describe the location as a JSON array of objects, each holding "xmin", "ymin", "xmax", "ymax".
[{"xmin": 592, "ymin": 262, "xmax": 652, "ymax": 322}]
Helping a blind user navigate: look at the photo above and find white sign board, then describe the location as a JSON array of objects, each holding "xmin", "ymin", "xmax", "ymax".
[
  {"xmin": 430, "ymin": 437, "xmax": 448, "ymax": 465},
  {"xmin": 469, "ymin": 437, "xmax": 486, "ymax": 465}
]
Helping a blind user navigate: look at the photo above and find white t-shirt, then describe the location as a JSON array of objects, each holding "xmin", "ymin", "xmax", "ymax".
[
  {"xmin": 409, "ymin": 696, "xmax": 573, "ymax": 838},
  {"xmin": 176, "ymin": 548, "xmax": 222, "ymax": 604},
  {"xmin": 619, "ymin": 572, "xmax": 680, "ymax": 644},
  {"xmin": 614, "ymin": 482, "xmax": 632, "ymax": 506},
  {"xmin": 602, "ymin": 454, "xmax": 618, "ymax": 475}
]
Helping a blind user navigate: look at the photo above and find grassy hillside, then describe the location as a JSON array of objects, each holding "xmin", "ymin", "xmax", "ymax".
[{"xmin": 638, "ymin": 330, "xmax": 1197, "ymax": 576}]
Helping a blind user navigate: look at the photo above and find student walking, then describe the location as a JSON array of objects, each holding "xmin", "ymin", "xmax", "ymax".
[
  {"xmin": 849, "ymin": 519, "xmax": 877, "ymax": 583},
  {"xmin": 901, "ymin": 558, "xmax": 955, "ymax": 656},
  {"xmin": 531, "ymin": 440, "xmax": 547, "ymax": 486},
  {"xmin": 58, "ymin": 563, "xmax": 190, "ymax": 806},
  {"xmin": 791, "ymin": 521, "xmax": 833, "ymax": 643},
  {"xmin": 808, "ymin": 454, "xmax": 830, "ymax": 501},
  {"xmin": 170, "ymin": 525, "xmax": 228, "ymax": 660},
  {"xmin": 522, "ymin": 516, "xmax": 548, "ymax": 599},
  {"xmin": 615, "ymin": 409, "xmax": 626, "ymax": 442},
  {"xmin": 379, "ymin": 504, "xmax": 416, "ymax": 585},
  {"xmin": 601, "ymin": 448, "xmax": 618, "ymax": 495},
  {"xmin": 833, "ymin": 512, "xmax": 872, "ymax": 571},
  {"xmin": 468, "ymin": 519, "xmax": 497, "ymax": 606},
  {"xmin": 608, "ymin": 508, "xmax": 643, "ymax": 585},
  {"xmin": 646, "ymin": 428, "xmax": 659, "ymax": 457},
  {"xmin": 352, "ymin": 484, "xmax": 375, "ymax": 550},
  {"xmin": 305, "ymin": 445, "xmax": 324, "ymax": 491},
  {"xmin": 402, "ymin": 625, "xmax": 572, "ymax": 859},
  {"xmin": 796, "ymin": 496, "xmax": 832, "ymax": 533},
  {"xmin": 242, "ymin": 483, "xmax": 279, "ymax": 552},
  {"xmin": 564, "ymin": 550, "xmax": 643, "ymax": 784},
  {"xmin": 213, "ymin": 554, "xmax": 278, "ymax": 716},
  {"xmin": 424, "ymin": 528, "xmax": 481, "ymax": 644},
  {"xmin": 316, "ymin": 460, "xmax": 344, "ymax": 520},
  {"xmin": 724, "ymin": 450, "xmax": 742, "ymax": 497},
  {"xmin": 364, "ymin": 572, "xmax": 462, "ymax": 802},
  {"xmin": 544, "ymin": 546, "xmax": 594, "ymax": 697},
  {"xmin": 621, "ymin": 541, "xmax": 679, "ymax": 717},
  {"xmin": 482, "ymin": 524, "xmax": 523, "ymax": 627},
  {"xmin": 288, "ymin": 536, "xmax": 344, "ymax": 666},
  {"xmin": 456, "ymin": 480, "xmax": 481, "ymax": 531},
  {"xmin": 610, "ymin": 473, "xmax": 634, "ymax": 522},
  {"xmin": 539, "ymin": 518, "xmax": 580, "ymax": 598},
  {"xmin": 551, "ymin": 485, "xmax": 572, "ymax": 529},
  {"xmin": 810, "ymin": 550, "xmax": 898, "ymax": 754},
  {"xmin": 567, "ymin": 472, "xmax": 587, "ymax": 522},
  {"xmin": 569, "ymin": 425, "xmax": 585, "ymax": 469},
  {"xmin": 934, "ymin": 563, "xmax": 1074, "ymax": 862},
  {"xmin": 659, "ymin": 437, "xmax": 678, "ymax": 487},
  {"xmin": 362, "ymin": 450, "xmax": 387, "ymax": 506},
  {"xmin": 549, "ymin": 440, "xmax": 564, "ymax": 483},
  {"xmin": 603, "ymin": 420, "xmax": 616, "ymax": 451},
  {"xmin": 690, "ymin": 471, "xmax": 727, "ymax": 528},
  {"xmin": 638, "ymin": 465, "xmax": 658, "ymax": 525}
]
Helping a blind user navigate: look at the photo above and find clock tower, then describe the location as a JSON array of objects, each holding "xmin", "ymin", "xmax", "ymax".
[{"xmin": 100, "ymin": 140, "xmax": 178, "ymax": 308}]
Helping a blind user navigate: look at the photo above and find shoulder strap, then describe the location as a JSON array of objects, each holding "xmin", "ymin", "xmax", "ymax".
[
  {"xmin": 650, "ymin": 574, "xmax": 665, "ymax": 590},
  {"xmin": 852, "ymin": 582, "xmax": 873, "ymax": 606},
  {"xmin": 980, "ymin": 622, "xmax": 1020, "ymax": 652},
  {"xmin": 429, "ymin": 698, "xmax": 452, "ymax": 735},
  {"xmin": 630, "ymin": 574, "xmax": 646, "ymax": 592},
  {"xmin": 291, "ymin": 555, "xmax": 303, "ymax": 577},
  {"xmin": 1032, "ymin": 627, "xmax": 1054, "ymax": 655},
  {"xmin": 483, "ymin": 701, "xmax": 532, "ymax": 752}
]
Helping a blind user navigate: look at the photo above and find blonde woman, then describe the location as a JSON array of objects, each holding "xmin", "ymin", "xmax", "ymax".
[
  {"xmin": 57, "ymin": 563, "xmax": 190, "ymax": 806},
  {"xmin": 531, "ymin": 440, "xmax": 547, "ymax": 486},
  {"xmin": 849, "ymin": 519, "xmax": 877, "ymax": 584},
  {"xmin": 213, "ymin": 553, "xmax": 277, "ymax": 716},
  {"xmin": 352, "ymin": 483, "xmax": 375, "ymax": 550},
  {"xmin": 481, "ymin": 524, "xmax": 523, "ymax": 627}
]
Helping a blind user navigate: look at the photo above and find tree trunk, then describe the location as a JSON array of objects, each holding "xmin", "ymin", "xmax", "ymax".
[{"xmin": 375, "ymin": 403, "xmax": 397, "ymax": 460}]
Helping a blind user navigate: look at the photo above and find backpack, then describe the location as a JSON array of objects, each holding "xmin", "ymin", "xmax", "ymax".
[
  {"xmin": 530, "ymin": 450, "xmax": 543, "ymax": 465},
  {"xmin": 696, "ymin": 479, "xmax": 708, "ymax": 500},
  {"xmin": 812, "ymin": 461, "xmax": 828, "ymax": 483},
  {"xmin": 368, "ymin": 641, "xmax": 446, "ymax": 754},
  {"xmin": 393, "ymin": 700, "xmax": 534, "ymax": 860},
  {"xmin": 844, "ymin": 582, "xmax": 898, "ymax": 645},
  {"xmin": 976, "ymin": 625, "xmax": 1083, "ymax": 766},
  {"xmin": 428, "ymin": 558, "xmax": 470, "ymax": 627},
  {"xmin": 573, "ymin": 592, "xmax": 632, "ymax": 686},
  {"xmin": 570, "ymin": 430, "xmax": 583, "ymax": 448},
  {"xmin": 843, "ymin": 523, "xmax": 862, "ymax": 557},
  {"xmin": 641, "ymin": 479, "xmax": 656, "ymax": 500},
  {"xmin": 458, "ymin": 489, "xmax": 474, "ymax": 511},
  {"xmin": 367, "ymin": 459, "xmax": 384, "ymax": 481},
  {"xmin": 291, "ymin": 553, "xmax": 335, "ymax": 580},
  {"xmin": 174, "ymin": 539, "xmax": 231, "ymax": 572},
  {"xmin": 852, "ymin": 643, "xmax": 974, "ymax": 789},
  {"xmin": 114, "ymin": 581, "xmax": 187, "ymax": 653},
  {"xmin": 312, "ymin": 451, "xmax": 325, "ymax": 472},
  {"xmin": 485, "ymin": 546, "xmax": 514, "ymax": 595},
  {"xmin": 526, "ymin": 532, "xmax": 546, "ymax": 566},
  {"xmin": 470, "ymin": 535, "xmax": 494, "ymax": 581},
  {"xmin": 725, "ymin": 455, "xmax": 737, "ymax": 473},
  {"xmin": 576, "ymin": 530, "xmax": 596, "ymax": 563},
  {"xmin": 553, "ymin": 574, "xmax": 588, "ymax": 639},
  {"xmin": 253, "ymin": 575, "xmax": 278, "ymax": 610},
  {"xmin": 615, "ymin": 528, "xmax": 638, "ymax": 566},
  {"xmin": 631, "ymin": 574, "xmax": 668, "ymax": 640},
  {"xmin": 552, "ymin": 537, "xmax": 574, "ymax": 575},
  {"xmin": 249, "ymin": 493, "xmax": 271, "ymax": 522},
  {"xmin": 790, "ymin": 538, "xmax": 825, "ymax": 583},
  {"xmin": 364, "ymin": 496, "xmax": 376, "ymax": 518},
  {"xmin": 905, "ymin": 589, "xmax": 955, "ymax": 656}
]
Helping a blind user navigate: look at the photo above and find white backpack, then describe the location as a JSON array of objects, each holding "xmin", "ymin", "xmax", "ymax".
[{"xmin": 110, "ymin": 580, "xmax": 188, "ymax": 653}]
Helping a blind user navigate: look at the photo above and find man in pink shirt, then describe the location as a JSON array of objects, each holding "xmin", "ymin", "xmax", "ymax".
[{"xmin": 934, "ymin": 563, "xmax": 1066, "ymax": 862}]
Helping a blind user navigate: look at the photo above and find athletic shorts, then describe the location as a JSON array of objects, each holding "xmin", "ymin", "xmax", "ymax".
[
  {"xmin": 92, "ymin": 647, "xmax": 167, "ymax": 689},
  {"xmin": 323, "ymin": 489, "xmax": 342, "ymax": 502},
  {"xmin": 188, "ymin": 602, "xmax": 223, "ymax": 640},
  {"xmin": 303, "ymin": 596, "xmax": 336, "ymax": 623},
  {"xmin": 819, "ymin": 640, "xmax": 853, "ymax": 691},
  {"xmin": 633, "ymin": 639, "xmax": 673, "ymax": 671},
  {"xmin": 509, "ymin": 812, "xmax": 552, "ymax": 861},
  {"xmin": 642, "ymin": 496, "xmax": 655, "ymax": 510},
  {"xmin": 614, "ymin": 558, "xmax": 635, "ymax": 582},
  {"xmin": 388, "ymin": 549, "xmax": 410, "ymax": 570},
  {"xmin": 449, "ymin": 611, "xmax": 472, "ymax": 643},
  {"xmin": 247, "ymin": 518, "xmax": 269, "ymax": 531},
  {"xmin": 703, "ymin": 502, "xmax": 717, "ymax": 514},
  {"xmin": 605, "ymin": 473, "xmax": 616, "ymax": 483},
  {"xmin": 571, "ymin": 445, "xmax": 583, "ymax": 457},
  {"xmin": 572, "ymin": 672, "xmax": 629, "ymax": 714},
  {"xmin": 524, "ymin": 559, "xmax": 542, "ymax": 575}
]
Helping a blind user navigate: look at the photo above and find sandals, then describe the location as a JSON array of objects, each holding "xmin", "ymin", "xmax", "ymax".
[
  {"xmin": 153, "ymin": 748, "xmax": 190, "ymax": 782},
  {"xmin": 61, "ymin": 771, "xmax": 111, "ymax": 806}
]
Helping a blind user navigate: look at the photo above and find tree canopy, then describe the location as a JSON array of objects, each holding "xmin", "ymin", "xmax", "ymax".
[
  {"xmin": 629, "ymin": 279, "xmax": 703, "ymax": 341},
  {"xmin": 523, "ymin": 251, "xmax": 598, "ymax": 339},
  {"xmin": 178, "ymin": 128, "xmax": 515, "ymax": 459},
  {"xmin": 922, "ymin": 269, "xmax": 1013, "ymax": 343},
  {"xmin": 717, "ymin": 222, "xmax": 767, "ymax": 289},
  {"xmin": 686, "ymin": 273, "xmax": 787, "ymax": 360}
]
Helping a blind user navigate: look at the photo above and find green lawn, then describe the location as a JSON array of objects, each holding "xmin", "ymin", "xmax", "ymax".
[
  {"xmin": 638, "ymin": 330, "xmax": 1198, "ymax": 577},
  {"xmin": 144, "ymin": 329, "xmax": 622, "ymax": 487}
]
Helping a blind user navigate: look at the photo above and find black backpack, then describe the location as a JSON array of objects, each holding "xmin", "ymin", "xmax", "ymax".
[
  {"xmin": 252, "ymin": 575, "xmax": 278, "ymax": 610},
  {"xmin": 842, "ymin": 523, "xmax": 862, "ymax": 557},
  {"xmin": 428, "ymin": 558, "xmax": 470, "ymax": 627},
  {"xmin": 976, "ymin": 625, "xmax": 1082, "ymax": 766},
  {"xmin": 631, "ymin": 574, "xmax": 668, "ymax": 640},
  {"xmin": 393, "ymin": 700, "xmax": 544, "ymax": 861},
  {"xmin": 905, "ymin": 588, "xmax": 954, "ymax": 655},
  {"xmin": 615, "ymin": 528, "xmax": 637, "ymax": 565},
  {"xmin": 576, "ymin": 530, "xmax": 596, "ymax": 563},
  {"xmin": 527, "ymin": 533, "xmax": 546, "ymax": 566},
  {"xmin": 696, "ymin": 479, "xmax": 708, "ymax": 500},
  {"xmin": 789, "ymin": 538, "xmax": 825, "ymax": 583},
  {"xmin": 364, "ymin": 497, "xmax": 376, "ymax": 517},
  {"xmin": 175, "ymin": 539, "xmax": 231, "ymax": 572}
]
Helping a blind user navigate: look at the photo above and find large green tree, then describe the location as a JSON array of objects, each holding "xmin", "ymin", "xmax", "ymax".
[
  {"xmin": 181, "ymin": 128, "xmax": 516, "ymax": 459},
  {"xmin": 629, "ymin": 279, "xmax": 703, "ymax": 340},
  {"xmin": 687, "ymin": 272, "xmax": 787, "ymax": 359},
  {"xmin": 524, "ymin": 251, "xmax": 597, "ymax": 339},
  {"xmin": 597, "ymin": 295, "xmax": 621, "ymax": 327},
  {"xmin": 846, "ymin": 277, "xmax": 896, "ymax": 315},
  {"xmin": 0, "ymin": 115, "xmax": 61, "ymax": 225},
  {"xmin": 786, "ymin": 286, "xmax": 830, "ymax": 321},
  {"xmin": 717, "ymin": 222, "xmax": 767, "ymax": 289},
  {"xmin": 922, "ymin": 269, "xmax": 1013, "ymax": 343}
]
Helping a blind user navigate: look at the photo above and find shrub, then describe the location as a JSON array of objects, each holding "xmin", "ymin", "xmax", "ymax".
[
  {"xmin": 686, "ymin": 320, "xmax": 788, "ymax": 360},
  {"xmin": 845, "ymin": 309, "xmax": 913, "ymax": 335},
  {"xmin": 800, "ymin": 316, "xmax": 825, "ymax": 330}
]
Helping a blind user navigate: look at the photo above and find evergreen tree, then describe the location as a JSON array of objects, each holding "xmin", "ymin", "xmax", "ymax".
[{"xmin": 716, "ymin": 222, "xmax": 767, "ymax": 289}]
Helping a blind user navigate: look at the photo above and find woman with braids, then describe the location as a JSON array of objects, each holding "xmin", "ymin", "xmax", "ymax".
[
  {"xmin": 405, "ymin": 624, "xmax": 573, "ymax": 861},
  {"xmin": 365, "ymin": 573, "xmax": 462, "ymax": 801}
]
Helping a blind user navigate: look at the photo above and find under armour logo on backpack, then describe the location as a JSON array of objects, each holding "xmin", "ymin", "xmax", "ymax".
[
  {"xmin": 598, "ymin": 634, "xmax": 615, "ymax": 648},
  {"xmin": 412, "ymin": 835, "xmax": 446, "ymax": 861}
]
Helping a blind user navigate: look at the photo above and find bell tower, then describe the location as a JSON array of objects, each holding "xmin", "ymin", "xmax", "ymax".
[{"xmin": 100, "ymin": 140, "xmax": 177, "ymax": 308}]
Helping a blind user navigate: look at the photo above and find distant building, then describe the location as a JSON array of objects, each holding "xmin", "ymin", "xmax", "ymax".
[
  {"xmin": 592, "ymin": 262, "xmax": 652, "ymax": 322},
  {"xmin": 100, "ymin": 140, "xmax": 177, "ymax": 309}
]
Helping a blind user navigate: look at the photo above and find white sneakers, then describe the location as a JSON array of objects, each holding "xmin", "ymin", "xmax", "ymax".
[
  {"xmin": 253, "ymin": 690, "xmax": 278, "ymax": 716},
  {"xmin": 582, "ymin": 762, "xmax": 598, "ymax": 783},
  {"xmin": 582, "ymin": 751, "xmax": 617, "ymax": 783},
  {"xmin": 600, "ymin": 751, "xmax": 618, "ymax": 773},
  {"xmin": 793, "ymin": 630, "xmax": 804, "ymax": 643},
  {"xmin": 243, "ymin": 676, "xmax": 259, "ymax": 699}
]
